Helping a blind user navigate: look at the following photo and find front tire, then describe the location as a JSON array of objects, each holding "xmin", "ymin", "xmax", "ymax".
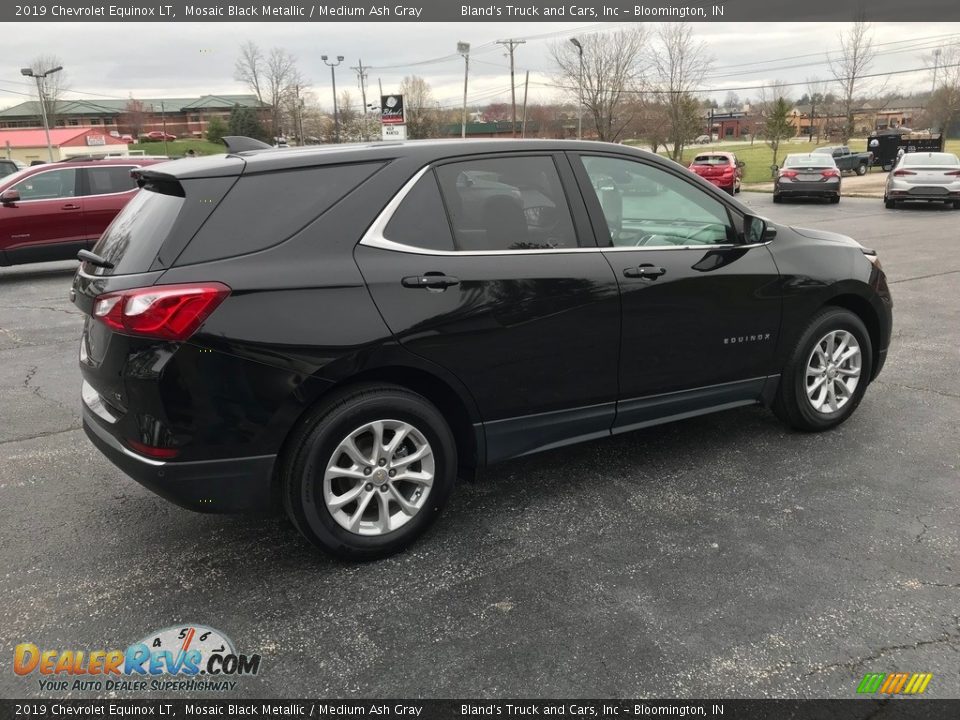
[
  {"xmin": 282, "ymin": 384, "xmax": 457, "ymax": 559},
  {"xmin": 773, "ymin": 308, "xmax": 873, "ymax": 432}
]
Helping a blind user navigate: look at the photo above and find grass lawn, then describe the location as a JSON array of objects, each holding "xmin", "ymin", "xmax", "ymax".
[
  {"xmin": 631, "ymin": 137, "xmax": 960, "ymax": 185},
  {"xmin": 134, "ymin": 138, "xmax": 226, "ymax": 156}
]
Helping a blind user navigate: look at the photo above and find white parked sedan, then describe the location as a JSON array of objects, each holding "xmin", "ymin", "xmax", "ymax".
[{"xmin": 884, "ymin": 152, "xmax": 960, "ymax": 209}]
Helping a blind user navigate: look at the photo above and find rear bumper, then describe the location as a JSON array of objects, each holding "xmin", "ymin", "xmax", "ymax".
[
  {"xmin": 83, "ymin": 403, "xmax": 276, "ymax": 514},
  {"xmin": 775, "ymin": 182, "xmax": 840, "ymax": 198}
]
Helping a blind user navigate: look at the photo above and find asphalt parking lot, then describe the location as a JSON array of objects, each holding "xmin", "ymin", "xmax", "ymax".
[{"xmin": 1, "ymin": 193, "xmax": 958, "ymax": 699}]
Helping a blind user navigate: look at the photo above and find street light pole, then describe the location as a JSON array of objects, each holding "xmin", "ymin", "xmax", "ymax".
[
  {"xmin": 569, "ymin": 38, "xmax": 583, "ymax": 140},
  {"xmin": 21, "ymin": 65, "xmax": 63, "ymax": 163},
  {"xmin": 322, "ymin": 55, "xmax": 345, "ymax": 143}
]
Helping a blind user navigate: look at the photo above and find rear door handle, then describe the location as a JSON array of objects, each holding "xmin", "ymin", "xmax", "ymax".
[
  {"xmin": 61, "ymin": 203, "xmax": 81, "ymax": 210},
  {"xmin": 623, "ymin": 264, "xmax": 666, "ymax": 280},
  {"xmin": 401, "ymin": 274, "xmax": 460, "ymax": 290}
]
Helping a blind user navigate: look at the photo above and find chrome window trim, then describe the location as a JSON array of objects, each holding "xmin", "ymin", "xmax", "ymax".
[{"xmin": 358, "ymin": 162, "xmax": 762, "ymax": 256}]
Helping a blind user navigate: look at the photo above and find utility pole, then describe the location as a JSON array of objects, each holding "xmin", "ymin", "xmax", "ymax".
[
  {"xmin": 351, "ymin": 59, "xmax": 369, "ymax": 140},
  {"xmin": 160, "ymin": 101, "xmax": 168, "ymax": 156},
  {"xmin": 458, "ymin": 42, "xmax": 471, "ymax": 139},
  {"xmin": 931, "ymin": 48, "xmax": 942, "ymax": 94},
  {"xmin": 497, "ymin": 39, "xmax": 525, "ymax": 137},
  {"xmin": 569, "ymin": 38, "xmax": 583, "ymax": 140},
  {"xmin": 520, "ymin": 70, "xmax": 529, "ymax": 138}
]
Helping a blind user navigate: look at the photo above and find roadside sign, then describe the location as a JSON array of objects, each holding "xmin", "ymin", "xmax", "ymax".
[
  {"xmin": 381, "ymin": 124, "xmax": 407, "ymax": 141},
  {"xmin": 381, "ymin": 95, "xmax": 405, "ymax": 125}
]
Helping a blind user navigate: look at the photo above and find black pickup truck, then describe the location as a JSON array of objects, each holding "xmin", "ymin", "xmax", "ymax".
[{"xmin": 812, "ymin": 146, "xmax": 873, "ymax": 175}]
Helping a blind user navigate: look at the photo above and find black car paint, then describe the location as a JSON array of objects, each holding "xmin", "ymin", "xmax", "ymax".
[{"xmin": 72, "ymin": 140, "xmax": 892, "ymax": 513}]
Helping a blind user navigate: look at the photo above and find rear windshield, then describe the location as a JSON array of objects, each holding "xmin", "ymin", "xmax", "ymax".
[
  {"xmin": 900, "ymin": 153, "xmax": 959, "ymax": 167},
  {"xmin": 692, "ymin": 155, "xmax": 731, "ymax": 165},
  {"xmin": 90, "ymin": 188, "xmax": 184, "ymax": 275},
  {"xmin": 784, "ymin": 155, "xmax": 837, "ymax": 168}
]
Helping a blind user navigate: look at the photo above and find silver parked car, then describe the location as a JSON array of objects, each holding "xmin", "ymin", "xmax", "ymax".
[
  {"xmin": 884, "ymin": 152, "xmax": 960, "ymax": 209},
  {"xmin": 773, "ymin": 154, "xmax": 842, "ymax": 204}
]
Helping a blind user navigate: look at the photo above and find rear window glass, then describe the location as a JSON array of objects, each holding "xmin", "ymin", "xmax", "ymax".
[
  {"xmin": 784, "ymin": 155, "xmax": 837, "ymax": 168},
  {"xmin": 177, "ymin": 162, "xmax": 384, "ymax": 265},
  {"xmin": 901, "ymin": 153, "xmax": 959, "ymax": 167},
  {"xmin": 84, "ymin": 166, "xmax": 138, "ymax": 195},
  {"xmin": 692, "ymin": 155, "xmax": 731, "ymax": 165},
  {"xmin": 90, "ymin": 188, "xmax": 184, "ymax": 275},
  {"xmin": 383, "ymin": 171, "xmax": 454, "ymax": 252}
]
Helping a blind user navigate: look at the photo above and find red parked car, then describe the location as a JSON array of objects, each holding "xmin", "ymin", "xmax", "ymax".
[
  {"xmin": 145, "ymin": 131, "xmax": 177, "ymax": 141},
  {"xmin": 0, "ymin": 157, "xmax": 164, "ymax": 266},
  {"xmin": 688, "ymin": 152, "xmax": 743, "ymax": 195}
]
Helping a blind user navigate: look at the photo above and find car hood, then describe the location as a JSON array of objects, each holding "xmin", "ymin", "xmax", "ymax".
[{"xmin": 789, "ymin": 225, "xmax": 864, "ymax": 249}]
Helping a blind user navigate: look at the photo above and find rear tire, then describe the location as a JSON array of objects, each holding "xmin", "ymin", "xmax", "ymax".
[
  {"xmin": 952, "ymin": 200, "xmax": 960, "ymax": 210},
  {"xmin": 281, "ymin": 384, "xmax": 457, "ymax": 560},
  {"xmin": 856, "ymin": 163, "xmax": 867, "ymax": 176},
  {"xmin": 884, "ymin": 198, "xmax": 896, "ymax": 209},
  {"xmin": 830, "ymin": 195, "xmax": 841, "ymax": 204},
  {"xmin": 773, "ymin": 193, "xmax": 782, "ymax": 204},
  {"xmin": 773, "ymin": 308, "xmax": 873, "ymax": 432}
]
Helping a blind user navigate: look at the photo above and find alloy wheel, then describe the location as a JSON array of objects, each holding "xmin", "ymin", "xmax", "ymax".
[
  {"xmin": 323, "ymin": 419, "xmax": 434, "ymax": 536},
  {"xmin": 804, "ymin": 330, "xmax": 862, "ymax": 414}
]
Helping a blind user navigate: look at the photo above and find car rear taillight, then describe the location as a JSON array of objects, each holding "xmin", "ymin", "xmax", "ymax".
[
  {"xmin": 893, "ymin": 169, "xmax": 917, "ymax": 176},
  {"xmin": 127, "ymin": 439, "xmax": 180, "ymax": 459},
  {"xmin": 945, "ymin": 170, "xmax": 960, "ymax": 176},
  {"xmin": 779, "ymin": 170, "xmax": 798, "ymax": 178},
  {"xmin": 821, "ymin": 169, "xmax": 840, "ymax": 178},
  {"xmin": 93, "ymin": 283, "xmax": 231, "ymax": 341}
]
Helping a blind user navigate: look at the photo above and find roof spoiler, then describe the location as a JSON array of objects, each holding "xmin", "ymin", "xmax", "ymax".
[{"xmin": 222, "ymin": 136, "xmax": 273, "ymax": 153}]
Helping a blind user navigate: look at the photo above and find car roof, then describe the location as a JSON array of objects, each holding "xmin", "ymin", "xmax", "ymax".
[
  {"xmin": 692, "ymin": 152, "xmax": 734, "ymax": 159},
  {"xmin": 141, "ymin": 139, "xmax": 673, "ymax": 180}
]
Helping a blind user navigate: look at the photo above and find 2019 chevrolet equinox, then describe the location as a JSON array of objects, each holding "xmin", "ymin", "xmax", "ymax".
[{"xmin": 72, "ymin": 139, "xmax": 893, "ymax": 559}]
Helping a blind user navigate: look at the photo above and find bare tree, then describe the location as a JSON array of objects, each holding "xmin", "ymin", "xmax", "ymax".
[
  {"xmin": 723, "ymin": 91, "xmax": 741, "ymax": 111},
  {"xmin": 651, "ymin": 24, "xmax": 714, "ymax": 160},
  {"xmin": 234, "ymin": 41, "xmax": 303, "ymax": 139},
  {"xmin": 925, "ymin": 42, "xmax": 960, "ymax": 133},
  {"xmin": 29, "ymin": 55, "xmax": 69, "ymax": 127},
  {"xmin": 550, "ymin": 27, "xmax": 649, "ymax": 143},
  {"xmin": 804, "ymin": 78, "xmax": 829, "ymax": 143},
  {"xmin": 119, "ymin": 99, "xmax": 147, "ymax": 138},
  {"xmin": 828, "ymin": 18, "xmax": 878, "ymax": 142},
  {"xmin": 234, "ymin": 40, "xmax": 265, "ymax": 104},
  {"xmin": 399, "ymin": 76, "xmax": 438, "ymax": 139}
]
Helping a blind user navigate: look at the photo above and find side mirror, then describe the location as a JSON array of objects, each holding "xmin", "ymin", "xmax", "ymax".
[
  {"xmin": 743, "ymin": 215, "xmax": 776, "ymax": 244},
  {"xmin": 1, "ymin": 189, "xmax": 20, "ymax": 205}
]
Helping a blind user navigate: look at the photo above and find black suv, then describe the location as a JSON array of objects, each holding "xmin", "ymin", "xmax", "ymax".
[{"xmin": 73, "ymin": 139, "xmax": 892, "ymax": 559}]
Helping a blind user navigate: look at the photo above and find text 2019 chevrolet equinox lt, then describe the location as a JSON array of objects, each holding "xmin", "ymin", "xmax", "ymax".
[{"xmin": 73, "ymin": 139, "xmax": 892, "ymax": 559}]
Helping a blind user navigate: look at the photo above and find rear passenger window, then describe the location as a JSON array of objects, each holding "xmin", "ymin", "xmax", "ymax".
[
  {"xmin": 434, "ymin": 156, "xmax": 578, "ymax": 252},
  {"xmin": 177, "ymin": 161, "xmax": 384, "ymax": 265},
  {"xmin": 84, "ymin": 166, "xmax": 137, "ymax": 195},
  {"xmin": 384, "ymin": 171, "xmax": 454, "ymax": 251}
]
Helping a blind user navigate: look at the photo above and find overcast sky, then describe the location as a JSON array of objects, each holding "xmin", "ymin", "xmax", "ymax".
[{"xmin": 2, "ymin": 22, "xmax": 957, "ymax": 111}]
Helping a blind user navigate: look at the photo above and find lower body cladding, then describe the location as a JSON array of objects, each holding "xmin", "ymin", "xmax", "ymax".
[{"xmin": 82, "ymin": 399, "xmax": 275, "ymax": 513}]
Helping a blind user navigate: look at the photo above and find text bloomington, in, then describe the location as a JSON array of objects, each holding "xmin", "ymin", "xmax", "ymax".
[{"xmin": 461, "ymin": 5, "xmax": 723, "ymax": 17}]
